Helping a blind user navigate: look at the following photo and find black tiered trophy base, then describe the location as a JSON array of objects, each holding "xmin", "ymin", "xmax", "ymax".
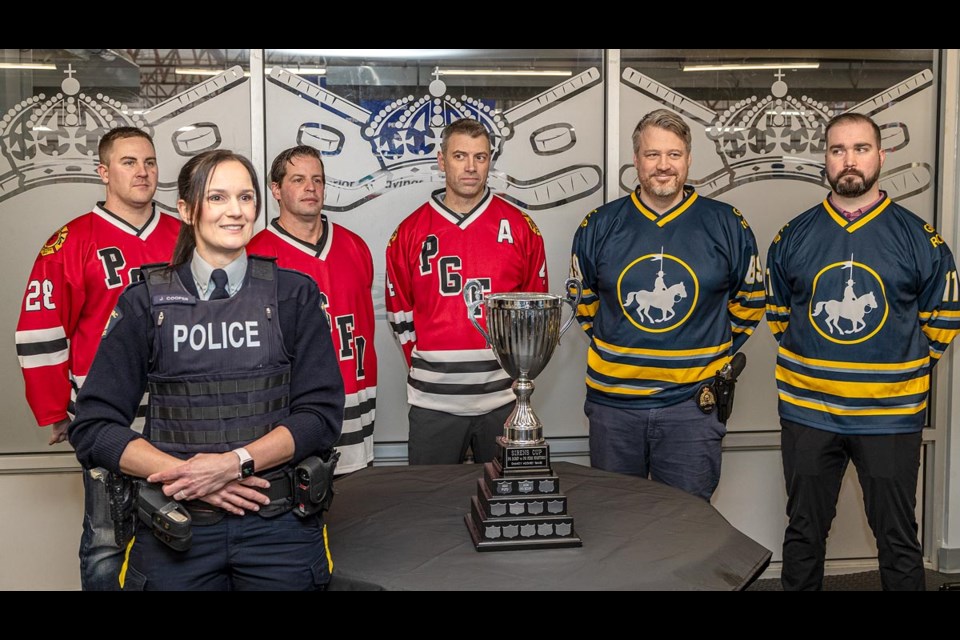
[{"xmin": 465, "ymin": 441, "xmax": 582, "ymax": 551}]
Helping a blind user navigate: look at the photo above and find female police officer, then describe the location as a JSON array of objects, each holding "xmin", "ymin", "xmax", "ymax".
[{"xmin": 69, "ymin": 150, "xmax": 344, "ymax": 590}]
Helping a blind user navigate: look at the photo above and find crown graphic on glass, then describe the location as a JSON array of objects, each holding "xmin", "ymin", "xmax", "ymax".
[{"xmin": 463, "ymin": 278, "xmax": 581, "ymax": 445}]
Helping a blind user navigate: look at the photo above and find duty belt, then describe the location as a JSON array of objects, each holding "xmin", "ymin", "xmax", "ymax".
[{"xmin": 182, "ymin": 468, "xmax": 295, "ymax": 524}]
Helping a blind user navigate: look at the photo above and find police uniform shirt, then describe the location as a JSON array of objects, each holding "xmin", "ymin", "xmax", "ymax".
[{"xmin": 191, "ymin": 250, "xmax": 246, "ymax": 300}]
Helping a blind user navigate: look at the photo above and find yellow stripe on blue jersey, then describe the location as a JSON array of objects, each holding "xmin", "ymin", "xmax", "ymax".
[
  {"xmin": 589, "ymin": 347, "xmax": 729, "ymax": 385},
  {"xmin": 729, "ymin": 300, "xmax": 764, "ymax": 322},
  {"xmin": 777, "ymin": 391, "xmax": 927, "ymax": 417},
  {"xmin": 775, "ymin": 365, "xmax": 930, "ymax": 398},
  {"xmin": 777, "ymin": 347, "xmax": 928, "ymax": 373},
  {"xmin": 593, "ymin": 336, "xmax": 732, "ymax": 358}
]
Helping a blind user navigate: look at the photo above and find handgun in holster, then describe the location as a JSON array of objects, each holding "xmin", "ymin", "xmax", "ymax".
[
  {"xmin": 105, "ymin": 472, "xmax": 139, "ymax": 547},
  {"xmin": 137, "ymin": 482, "xmax": 192, "ymax": 552},
  {"xmin": 294, "ymin": 449, "xmax": 340, "ymax": 518},
  {"xmin": 714, "ymin": 352, "xmax": 747, "ymax": 423}
]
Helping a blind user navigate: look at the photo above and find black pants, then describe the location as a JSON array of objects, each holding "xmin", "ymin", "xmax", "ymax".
[
  {"xmin": 780, "ymin": 420, "xmax": 924, "ymax": 591},
  {"xmin": 407, "ymin": 403, "xmax": 514, "ymax": 465}
]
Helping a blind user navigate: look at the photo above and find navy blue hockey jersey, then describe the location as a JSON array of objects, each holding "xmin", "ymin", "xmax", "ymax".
[
  {"xmin": 570, "ymin": 187, "xmax": 764, "ymax": 409},
  {"xmin": 765, "ymin": 194, "xmax": 960, "ymax": 434}
]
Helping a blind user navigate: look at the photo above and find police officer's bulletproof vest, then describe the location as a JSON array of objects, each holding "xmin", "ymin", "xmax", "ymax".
[{"xmin": 144, "ymin": 258, "xmax": 290, "ymax": 455}]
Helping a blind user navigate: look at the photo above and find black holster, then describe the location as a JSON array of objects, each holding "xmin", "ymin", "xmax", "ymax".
[
  {"xmin": 105, "ymin": 472, "xmax": 139, "ymax": 548},
  {"xmin": 714, "ymin": 374, "xmax": 737, "ymax": 423},
  {"xmin": 294, "ymin": 450, "xmax": 340, "ymax": 518},
  {"xmin": 137, "ymin": 482, "xmax": 192, "ymax": 552}
]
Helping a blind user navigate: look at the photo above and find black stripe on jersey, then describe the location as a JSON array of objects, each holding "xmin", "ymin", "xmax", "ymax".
[
  {"xmin": 335, "ymin": 421, "xmax": 375, "ymax": 447},
  {"xmin": 407, "ymin": 377, "xmax": 513, "ymax": 395},
  {"xmin": 343, "ymin": 397, "xmax": 376, "ymax": 421},
  {"xmin": 390, "ymin": 319, "xmax": 415, "ymax": 334},
  {"xmin": 411, "ymin": 357, "xmax": 504, "ymax": 374},
  {"xmin": 98, "ymin": 201, "xmax": 159, "ymax": 237},
  {"xmin": 430, "ymin": 187, "xmax": 492, "ymax": 227},
  {"xmin": 269, "ymin": 218, "xmax": 329, "ymax": 257},
  {"xmin": 16, "ymin": 337, "xmax": 68, "ymax": 356}
]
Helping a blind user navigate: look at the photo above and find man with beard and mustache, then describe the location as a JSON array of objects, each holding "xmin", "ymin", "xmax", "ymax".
[
  {"xmin": 766, "ymin": 113, "xmax": 959, "ymax": 590},
  {"xmin": 570, "ymin": 109, "xmax": 764, "ymax": 501}
]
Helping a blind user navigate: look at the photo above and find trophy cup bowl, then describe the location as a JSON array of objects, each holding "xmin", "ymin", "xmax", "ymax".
[
  {"xmin": 463, "ymin": 278, "xmax": 582, "ymax": 446},
  {"xmin": 461, "ymin": 278, "xmax": 584, "ymax": 551}
]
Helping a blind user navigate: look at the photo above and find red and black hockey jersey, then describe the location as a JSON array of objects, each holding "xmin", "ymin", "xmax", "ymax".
[
  {"xmin": 248, "ymin": 217, "xmax": 377, "ymax": 474},
  {"xmin": 385, "ymin": 188, "xmax": 548, "ymax": 416},
  {"xmin": 16, "ymin": 204, "xmax": 180, "ymax": 427}
]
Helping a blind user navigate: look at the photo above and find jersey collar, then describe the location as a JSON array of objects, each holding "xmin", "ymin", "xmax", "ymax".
[
  {"xmin": 267, "ymin": 216, "xmax": 333, "ymax": 260},
  {"xmin": 630, "ymin": 187, "xmax": 699, "ymax": 227},
  {"xmin": 94, "ymin": 202, "xmax": 161, "ymax": 238},
  {"xmin": 822, "ymin": 192, "xmax": 892, "ymax": 233},
  {"xmin": 428, "ymin": 187, "xmax": 493, "ymax": 230}
]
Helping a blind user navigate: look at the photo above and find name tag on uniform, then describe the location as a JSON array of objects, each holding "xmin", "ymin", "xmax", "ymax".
[{"xmin": 153, "ymin": 293, "xmax": 196, "ymax": 305}]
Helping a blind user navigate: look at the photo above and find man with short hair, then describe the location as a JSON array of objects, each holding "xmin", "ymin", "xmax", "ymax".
[
  {"xmin": 766, "ymin": 112, "xmax": 959, "ymax": 590},
  {"xmin": 15, "ymin": 126, "xmax": 180, "ymax": 589},
  {"xmin": 386, "ymin": 118, "xmax": 548, "ymax": 465},
  {"xmin": 570, "ymin": 108, "xmax": 764, "ymax": 501},
  {"xmin": 247, "ymin": 146, "xmax": 377, "ymax": 474}
]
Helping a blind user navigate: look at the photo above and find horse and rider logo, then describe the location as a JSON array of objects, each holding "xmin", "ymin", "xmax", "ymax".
[
  {"xmin": 809, "ymin": 255, "xmax": 888, "ymax": 344},
  {"xmin": 618, "ymin": 248, "xmax": 699, "ymax": 333}
]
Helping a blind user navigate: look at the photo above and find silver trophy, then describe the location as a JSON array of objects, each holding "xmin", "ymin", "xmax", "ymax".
[
  {"xmin": 462, "ymin": 278, "xmax": 583, "ymax": 551},
  {"xmin": 464, "ymin": 278, "xmax": 581, "ymax": 446}
]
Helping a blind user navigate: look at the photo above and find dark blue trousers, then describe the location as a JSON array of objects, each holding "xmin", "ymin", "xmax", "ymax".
[
  {"xmin": 121, "ymin": 510, "xmax": 331, "ymax": 591},
  {"xmin": 585, "ymin": 396, "xmax": 727, "ymax": 501}
]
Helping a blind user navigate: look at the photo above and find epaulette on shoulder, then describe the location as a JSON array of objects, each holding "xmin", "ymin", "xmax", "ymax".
[
  {"xmin": 249, "ymin": 254, "xmax": 277, "ymax": 281},
  {"xmin": 141, "ymin": 262, "xmax": 172, "ymax": 285}
]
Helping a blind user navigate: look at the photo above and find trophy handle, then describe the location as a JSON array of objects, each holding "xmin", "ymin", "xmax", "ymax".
[
  {"xmin": 559, "ymin": 278, "xmax": 583, "ymax": 339},
  {"xmin": 463, "ymin": 279, "xmax": 491, "ymax": 346}
]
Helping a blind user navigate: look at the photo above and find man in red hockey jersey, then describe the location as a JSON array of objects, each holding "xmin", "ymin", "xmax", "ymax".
[
  {"xmin": 385, "ymin": 118, "xmax": 548, "ymax": 465},
  {"xmin": 15, "ymin": 127, "xmax": 179, "ymax": 589},
  {"xmin": 248, "ymin": 146, "xmax": 377, "ymax": 475}
]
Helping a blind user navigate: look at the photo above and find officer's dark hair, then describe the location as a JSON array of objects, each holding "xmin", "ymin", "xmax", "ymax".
[
  {"xmin": 170, "ymin": 150, "xmax": 262, "ymax": 268},
  {"xmin": 98, "ymin": 127, "xmax": 154, "ymax": 166},
  {"xmin": 440, "ymin": 118, "xmax": 491, "ymax": 154},
  {"xmin": 824, "ymin": 113, "xmax": 882, "ymax": 149},
  {"xmin": 270, "ymin": 145, "xmax": 325, "ymax": 187}
]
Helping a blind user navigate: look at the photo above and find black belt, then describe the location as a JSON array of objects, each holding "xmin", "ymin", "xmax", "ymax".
[{"xmin": 181, "ymin": 468, "xmax": 294, "ymax": 524}]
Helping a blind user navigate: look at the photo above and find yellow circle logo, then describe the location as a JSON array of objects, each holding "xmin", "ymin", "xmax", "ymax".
[
  {"xmin": 617, "ymin": 252, "xmax": 699, "ymax": 333},
  {"xmin": 809, "ymin": 259, "xmax": 888, "ymax": 345}
]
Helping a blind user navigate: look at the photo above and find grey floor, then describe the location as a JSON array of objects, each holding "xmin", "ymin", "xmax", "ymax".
[{"xmin": 748, "ymin": 568, "xmax": 960, "ymax": 591}]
